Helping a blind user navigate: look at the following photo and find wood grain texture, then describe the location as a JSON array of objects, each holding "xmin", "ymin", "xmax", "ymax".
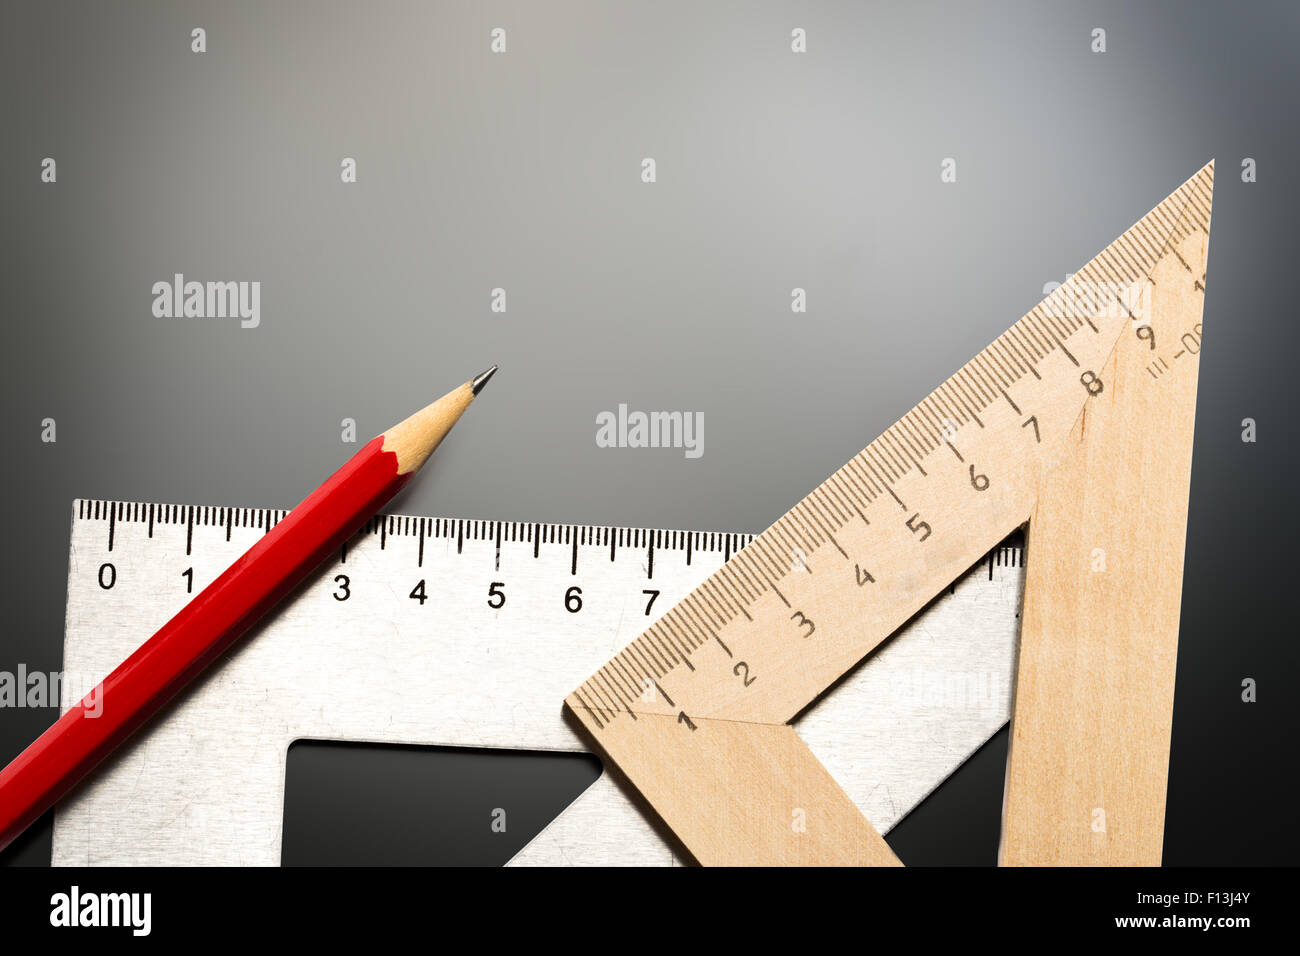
[
  {"xmin": 1000, "ymin": 221, "xmax": 1209, "ymax": 866},
  {"xmin": 382, "ymin": 382, "xmax": 475, "ymax": 474},
  {"xmin": 567, "ymin": 163, "xmax": 1213, "ymax": 866}
]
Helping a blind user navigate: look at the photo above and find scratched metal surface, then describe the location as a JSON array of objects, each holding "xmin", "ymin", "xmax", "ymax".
[{"xmin": 51, "ymin": 500, "xmax": 1020, "ymax": 865}]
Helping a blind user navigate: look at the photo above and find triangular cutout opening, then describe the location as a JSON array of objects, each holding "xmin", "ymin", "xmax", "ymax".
[{"xmin": 281, "ymin": 741, "xmax": 601, "ymax": 866}]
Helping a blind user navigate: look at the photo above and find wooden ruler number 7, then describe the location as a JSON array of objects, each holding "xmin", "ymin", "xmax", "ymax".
[{"xmin": 566, "ymin": 163, "xmax": 1214, "ymax": 866}]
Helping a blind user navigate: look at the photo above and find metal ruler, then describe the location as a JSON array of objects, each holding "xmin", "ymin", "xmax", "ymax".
[
  {"xmin": 52, "ymin": 500, "xmax": 1024, "ymax": 865},
  {"xmin": 567, "ymin": 163, "xmax": 1213, "ymax": 865}
]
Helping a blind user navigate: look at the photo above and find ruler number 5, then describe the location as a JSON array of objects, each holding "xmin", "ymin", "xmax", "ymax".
[{"xmin": 906, "ymin": 513, "xmax": 932, "ymax": 541}]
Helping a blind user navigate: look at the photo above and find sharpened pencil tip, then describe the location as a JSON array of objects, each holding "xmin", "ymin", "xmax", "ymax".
[{"xmin": 471, "ymin": 365, "xmax": 498, "ymax": 396}]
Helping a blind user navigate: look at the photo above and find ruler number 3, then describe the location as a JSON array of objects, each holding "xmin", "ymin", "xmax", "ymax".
[{"xmin": 790, "ymin": 610, "xmax": 816, "ymax": 638}]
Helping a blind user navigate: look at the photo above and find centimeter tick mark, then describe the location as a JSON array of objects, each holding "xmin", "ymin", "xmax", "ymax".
[
  {"xmin": 654, "ymin": 680, "xmax": 675, "ymax": 708},
  {"xmin": 1057, "ymin": 339, "xmax": 1080, "ymax": 367},
  {"xmin": 827, "ymin": 533, "xmax": 848, "ymax": 560}
]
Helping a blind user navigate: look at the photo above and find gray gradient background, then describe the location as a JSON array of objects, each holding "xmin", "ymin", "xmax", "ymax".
[{"xmin": 2, "ymin": 0, "xmax": 1296, "ymax": 865}]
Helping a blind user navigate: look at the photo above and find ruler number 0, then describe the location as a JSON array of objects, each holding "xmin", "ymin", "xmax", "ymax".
[{"xmin": 97, "ymin": 562, "xmax": 116, "ymax": 590}]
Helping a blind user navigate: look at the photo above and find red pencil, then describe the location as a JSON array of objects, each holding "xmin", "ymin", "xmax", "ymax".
[{"xmin": 0, "ymin": 366, "xmax": 497, "ymax": 853}]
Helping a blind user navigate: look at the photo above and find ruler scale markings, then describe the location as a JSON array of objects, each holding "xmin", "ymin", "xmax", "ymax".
[{"xmin": 566, "ymin": 164, "xmax": 1212, "ymax": 866}]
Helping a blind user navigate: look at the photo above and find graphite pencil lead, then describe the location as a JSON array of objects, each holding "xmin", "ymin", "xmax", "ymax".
[{"xmin": 471, "ymin": 365, "xmax": 498, "ymax": 395}]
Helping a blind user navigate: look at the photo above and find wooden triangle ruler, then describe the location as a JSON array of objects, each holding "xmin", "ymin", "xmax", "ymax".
[{"xmin": 566, "ymin": 162, "xmax": 1214, "ymax": 866}]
